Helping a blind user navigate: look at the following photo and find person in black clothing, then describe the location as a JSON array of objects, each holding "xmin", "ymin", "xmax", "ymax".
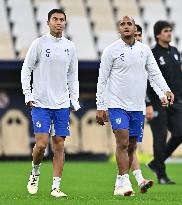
[{"xmin": 147, "ymin": 20, "xmax": 182, "ymax": 184}]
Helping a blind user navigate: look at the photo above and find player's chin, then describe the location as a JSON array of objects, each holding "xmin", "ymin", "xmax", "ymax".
[
  {"xmin": 55, "ymin": 28, "xmax": 62, "ymax": 34},
  {"xmin": 124, "ymin": 33, "xmax": 132, "ymax": 38}
]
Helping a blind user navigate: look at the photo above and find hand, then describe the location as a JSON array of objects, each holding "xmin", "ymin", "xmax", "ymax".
[
  {"xmin": 105, "ymin": 111, "xmax": 109, "ymax": 122},
  {"xmin": 96, "ymin": 110, "xmax": 107, "ymax": 126},
  {"xmin": 161, "ymin": 96, "xmax": 168, "ymax": 107},
  {"xmin": 165, "ymin": 91, "xmax": 174, "ymax": 105},
  {"xmin": 72, "ymin": 107, "xmax": 81, "ymax": 112},
  {"xmin": 26, "ymin": 101, "xmax": 35, "ymax": 108},
  {"xmin": 146, "ymin": 105, "xmax": 154, "ymax": 120},
  {"xmin": 71, "ymin": 101, "xmax": 80, "ymax": 112}
]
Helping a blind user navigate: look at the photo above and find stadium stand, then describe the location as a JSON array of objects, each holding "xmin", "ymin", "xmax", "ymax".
[
  {"xmin": 7, "ymin": 0, "xmax": 38, "ymax": 58},
  {"xmin": 81, "ymin": 109, "xmax": 111, "ymax": 154},
  {"xmin": 0, "ymin": 0, "xmax": 15, "ymax": 59},
  {"xmin": 0, "ymin": 0, "xmax": 182, "ymax": 60},
  {"xmin": 1, "ymin": 109, "xmax": 31, "ymax": 156},
  {"xmin": 139, "ymin": 0, "xmax": 168, "ymax": 46},
  {"xmin": 64, "ymin": 112, "xmax": 81, "ymax": 154},
  {"xmin": 0, "ymin": 132, "xmax": 2, "ymax": 155},
  {"xmin": 34, "ymin": 0, "xmax": 59, "ymax": 36},
  {"xmin": 1, "ymin": 0, "xmax": 182, "ymax": 158}
]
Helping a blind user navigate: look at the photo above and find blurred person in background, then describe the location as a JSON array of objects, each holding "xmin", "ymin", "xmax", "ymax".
[
  {"xmin": 96, "ymin": 16, "xmax": 173, "ymax": 197},
  {"xmin": 147, "ymin": 20, "xmax": 182, "ymax": 184},
  {"xmin": 21, "ymin": 9, "xmax": 80, "ymax": 197}
]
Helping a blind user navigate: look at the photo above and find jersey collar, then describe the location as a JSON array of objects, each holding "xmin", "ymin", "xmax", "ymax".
[
  {"xmin": 47, "ymin": 33, "xmax": 63, "ymax": 41},
  {"xmin": 119, "ymin": 38, "xmax": 136, "ymax": 47}
]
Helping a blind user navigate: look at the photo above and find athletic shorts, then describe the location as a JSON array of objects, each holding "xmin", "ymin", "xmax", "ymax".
[
  {"xmin": 31, "ymin": 107, "xmax": 70, "ymax": 137},
  {"xmin": 108, "ymin": 108, "xmax": 144, "ymax": 142}
]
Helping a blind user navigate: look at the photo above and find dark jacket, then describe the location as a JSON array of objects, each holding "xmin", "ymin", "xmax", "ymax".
[{"xmin": 147, "ymin": 43, "xmax": 182, "ymax": 106}]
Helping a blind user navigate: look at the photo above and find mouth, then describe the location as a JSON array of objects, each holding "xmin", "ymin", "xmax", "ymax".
[{"xmin": 56, "ymin": 26, "xmax": 62, "ymax": 30}]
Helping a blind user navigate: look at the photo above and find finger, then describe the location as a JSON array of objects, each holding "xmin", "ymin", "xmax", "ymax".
[
  {"xmin": 26, "ymin": 101, "xmax": 32, "ymax": 107},
  {"xmin": 96, "ymin": 117, "xmax": 105, "ymax": 125}
]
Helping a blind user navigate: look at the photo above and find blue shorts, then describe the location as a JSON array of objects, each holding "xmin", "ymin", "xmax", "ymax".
[
  {"xmin": 31, "ymin": 107, "xmax": 70, "ymax": 137},
  {"xmin": 108, "ymin": 108, "xmax": 144, "ymax": 142}
]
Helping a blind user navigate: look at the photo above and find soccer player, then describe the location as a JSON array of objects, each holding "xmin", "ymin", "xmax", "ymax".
[
  {"xmin": 21, "ymin": 9, "xmax": 80, "ymax": 197},
  {"xmin": 128, "ymin": 24, "xmax": 154, "ymax": 193},
  {"xmin": 96, "ymin": 16, "xmax": 174, "ymax": 196},
  {"xmin": 147, "ymin": 20, "xmax": 182, "ymax": 184}
]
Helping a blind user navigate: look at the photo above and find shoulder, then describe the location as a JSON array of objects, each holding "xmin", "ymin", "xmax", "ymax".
[
  {"xmin": 137, "ymin": 42, "xmax": 153, "ymax": 55},
  {"xmin": 138, "ymin": 41, "xmax": 151, "ymax": 50},
  {"xmin": 170, "ymin": 45, "xmax": 180, "ymax": 53},
  {"xmin": 31, "ymin": 35, "xmax": 49, "ymax": 48},
  {"xmin": 62, "ymin": 37, "xmax": 75, "ymax": 49}
]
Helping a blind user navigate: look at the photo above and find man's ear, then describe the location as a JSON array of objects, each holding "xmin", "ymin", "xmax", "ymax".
[
  {"xmin": 156, "ymin": 34, "xmax": 160, "ymax": 40},
  {"xmin": 134, "ymin": 26, "xmax": 137, "ymax": 32}
]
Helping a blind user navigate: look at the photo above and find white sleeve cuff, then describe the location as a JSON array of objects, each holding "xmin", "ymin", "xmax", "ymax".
[
  {"xmin": 25, "ymin": 93, "xmax": 34, "ymax": 104},
  {"xmin": 71, "ymin": 100, "xmax": 81, "ymax": 111},
  {"xmin": 97, "ymin": 106, "xmax": 107, "ymax": 111}
]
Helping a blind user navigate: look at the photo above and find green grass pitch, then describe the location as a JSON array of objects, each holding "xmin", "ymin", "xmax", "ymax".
[{"xmin": 0, "ymin": 161, "xmax": 182, "ymax": 205}]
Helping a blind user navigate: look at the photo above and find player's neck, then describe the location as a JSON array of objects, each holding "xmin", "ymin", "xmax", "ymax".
[
  {"xmin": 121, "ymin": 36, "xmax": 135, "ymax": 46},
  {"xmin": 158, "ymin": 40, "xmax": 169, "ymax": 48},
  {"xmin": 50, "ymin": 31, "xmax": 62, "ymax": 38}
]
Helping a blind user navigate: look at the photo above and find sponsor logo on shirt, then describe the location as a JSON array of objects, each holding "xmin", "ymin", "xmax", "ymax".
[
  {"xmin": 116, "ymin": 118, "xmax": 121, "ymax": 124},
  {"xmin": 159, "ymin": 56, "xmax": 166, "ymax": 65},
  {"xmin": 46, "ymin": 49, "xmax": 50, "ymax": 57},
  {"xmin": 120, "ymin": 53, "xmax": 124, "ymax": 61}
]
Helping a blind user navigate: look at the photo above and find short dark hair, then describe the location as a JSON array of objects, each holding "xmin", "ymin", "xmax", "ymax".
[
  {"xmin": 135, "ymin": 24, "xmax": 142, "ymax": 34},
  {"xmin": 48, "ymin": 9, "xmax": 66, "ymax": 21},
  {"xmin": 154, "ymin": 20, "xmax": 172, "ymax": 41}
]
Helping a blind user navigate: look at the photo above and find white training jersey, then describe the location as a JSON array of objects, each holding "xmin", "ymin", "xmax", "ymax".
[
  {"xmin": 21, "ymin": 33, "xmax": 80, "ymax": 110},
  {"xmin": 96, "ymin": 39, "xmax": 170, "ymax": 111}
]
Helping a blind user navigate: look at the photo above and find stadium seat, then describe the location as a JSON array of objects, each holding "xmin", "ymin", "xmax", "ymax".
[
  {"xmin": 81, "ymin": 109, "xmax": 111, "ymax": 154},
  {"xmin": 67, "ymin": 16, "xmax": 98, "ymax": 60},
  {"xmin": 97, "ymin": 31, "xmax": 119, "ymax": 54},
  {"xmin": 0, "ymin": 0, "xmax": 15, "ymax": 59},
  {"xmin": 139, "ymin": 0, "xmax": 168, "ymax": 46},
  {"xmin": 1, "ymin": 109, "xmax": 31, "ymax": 156},
  {"xmin": 64, "ymin": 112, "xmax": 80, "ymax": 154},
  {"xmin": 105, "ymin": 122, "xmax": 116, "ymax": 154},
  {"xmin": 7, "ymin": 0, "xmax": 38, "ymax": 58},
  {"xmin": 34, "ymin": 0, "xmax": 59, "ymax": 36},
  {"xmin": 113, "ymin": 0, "xmax": 140, "ymax": 21},
  {"xmin": 87, "ymin": 0, "xmax": 116, "ymax": 33},
  {"xmin": 59, "ymin": 0, "xmax": 86, "ymax": 17},
  {"xmin": 0, "ymin": 134, "xmax": 2, "ymax": 156},
  {"xmin": 165, "ymin": 0, "xmax": 182, "ymax": 46}
]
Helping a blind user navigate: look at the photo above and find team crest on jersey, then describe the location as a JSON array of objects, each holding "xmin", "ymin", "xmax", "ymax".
[
  {"xmin": 174, "ymin": 54, "xmax": 179, "ymax": 61},
  {"xmin": 159, "ymin": 56, "xmax": 166, "ymax": 65},
  {"xmin": 46, "ymin": 49, "xmax": 50, "ymax": 57},
  {"xmin": 120, "ymin": 53, "xmax": 124, "ymax": 61},
  {"xmin": 116, "ymin": 118, "xmax": 122, "ymax": 124},
  {"xmin": 36, "ymin": 121, "xmax": 41, "ymax": 128}
]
